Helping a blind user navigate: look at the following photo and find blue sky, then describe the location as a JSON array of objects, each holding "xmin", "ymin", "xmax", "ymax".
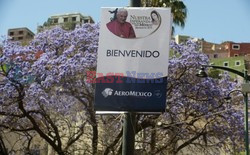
[{"xmin": 0, "ymin": 0, "xmax": 249, "ymax": 43}]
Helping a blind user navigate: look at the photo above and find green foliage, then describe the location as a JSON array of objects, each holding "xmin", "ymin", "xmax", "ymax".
[
  {"xmin": 0, "ymin": 64, "xmax": 8, "ymax": 73},
  {"xmin": 43, "ymin": 18, "xmax": 52, "ymax": 26},
  {"xmin": 141, "ymin": 0, "xmax": 187, "ymax": 28}
]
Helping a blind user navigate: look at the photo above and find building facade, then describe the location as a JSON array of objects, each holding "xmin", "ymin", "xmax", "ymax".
[
  {"xmin": 227, "ymin": 42, "xmax": 250, "ymax": 57},
  {"xmin": 8, "ymin": 27, "xmax": 34, "ymax": 42},
  {"xmin": 37, "ymin": 13, "xmax": 94, "ymax": 32},
  {"xmin": 201, "ymin": 41, "xmax": 250, "ymax": 59},
  {"xmin": 201, "ymin": 41, "xmax": 229, "ymax": 59},
  {"xmin": 174, "ymin": 34, "xmax": 200, "ymax": 45},
  {"xmin": 175, "ymin": 34, "xmax": 250, "ymax": 60}
]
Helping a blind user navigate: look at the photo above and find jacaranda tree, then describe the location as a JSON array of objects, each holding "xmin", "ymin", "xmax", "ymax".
[
  {"xmin": 0, "ymin": 24, "xmax": 99, "ymax": 154},
  {"xmin": 0, "ymin": 24, "xmax": 244, "ymax": 154}
]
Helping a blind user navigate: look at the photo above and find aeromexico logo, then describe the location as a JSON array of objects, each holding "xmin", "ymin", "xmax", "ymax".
[
  {"xmin": 102, "ymin": 88, "xmax": 158, "ymax": 98},
  {"xmin": 102, "ymin": 88, "xmax": 114, "ymax": 98}
]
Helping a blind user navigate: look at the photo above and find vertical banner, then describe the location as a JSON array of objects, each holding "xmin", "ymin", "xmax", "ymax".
[{"xmin": 94, "ymin": 7, "xmax": 172, "ymax": 112}]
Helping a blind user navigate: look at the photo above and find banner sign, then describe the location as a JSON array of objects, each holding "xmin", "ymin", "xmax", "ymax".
[{"xmin": 93, "ymin": 7, "xmax": 172, "ymax": 112}]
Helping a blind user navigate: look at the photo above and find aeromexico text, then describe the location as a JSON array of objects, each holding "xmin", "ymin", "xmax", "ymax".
[
  {"xmin": 107, "ymin": 49, "xmax": 160, "ymax": 58},
  {"xmin": 114, "ymin": 90, "xmax": 152, "ymax": 97},
  {"xmin": 101, "ymin": 88, "xmax": 155, "ymax": 98}
]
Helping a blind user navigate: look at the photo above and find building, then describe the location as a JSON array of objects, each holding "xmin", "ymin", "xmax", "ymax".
[
  {"xmin": 8, "ymin": 27, "xmax": 34, "ymax": 42},
  {"xmin": 174, "ymin": 34, "xmax": 200, "ymax": 44},
  {"xmin": 227, "ymin": 42, "xmax": 250, "ymax": 57},
  {"xmin": 172, "ymin": 35, "xmax": 250, "ymax": 60},
  {"xmin": 202, "ymin": 41, "xmax": 250, "ymax": 74},
  {"xmin": 201, "ymin": 41, "xmax": 250, "ymax": 59},
  {"xmin": 201, "ymin": 41, "xmax": 228, "ymax": 59},
  {"xmin": 37, "ymin": 12, "xmax": 94, "ymax": 32},
  {"xmin": 174, "ymin": 35, "xmax": 250, "ymax": 80}
]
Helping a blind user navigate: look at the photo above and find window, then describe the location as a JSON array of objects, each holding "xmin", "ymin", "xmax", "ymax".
[
  {"xmin": 19, "ymin": 31, "xmax": 23, "ymax": 34},
  {"xmin": 235, "ymin": 61, "xmax": 241, "ymax": 66},
  {"xmin": 18, "ymin": 36, "xmax": 23, "ymax": 40},
  {"xmin": 9, "ymin": 32, "xmax": 14, "ymax": 36},
  {"xmin": 64, "ymin": 17, "xmax": 68, "ymax": 22},
  {"xmin": 27, "ymin": 33, "xmax": 33, "ymax": 38},
  {"xmin": 213, "ymin": 54, "xmax": 218, "ymax": 58},
  {"xmin": 223, "ymin": 62, "xmax": 229, "ymax": 67},
  {"xmin": 72, "ymin": 17, "xmax": 76, "ymax": 21},
  {"xmin": 28, "ymin": 33, "xmax": 33, "ymax": 37},
  {"xmin": 232, "ymin": 44, "xmax": 240, "ymax": 50},
  {"xmin": 53, "ymin": 18, "xmax": 58, "ymax": 23},
  {"xmin": 84, "ymin": 19, "xmax": 89, "ymax": 23},
  {"xmin": 234, "ymin": 54, "xmax": 238, "ymax": 57}
]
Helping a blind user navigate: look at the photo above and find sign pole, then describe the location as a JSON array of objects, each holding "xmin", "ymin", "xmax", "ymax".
[
  {"xmin": 95, "ymin": 1, "xmax": 171, "ymax": 154},
  {"xmin": 121, "ymin": 1, "xmax": 140, "ymax": 154},
  {"xmin": 122, "ymin": 112, "xmax": 136, "ymax": 155}
]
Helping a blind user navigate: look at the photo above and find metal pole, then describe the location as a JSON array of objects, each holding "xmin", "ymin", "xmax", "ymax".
[
  {"xmin": 122, "ymin": 1, "xmax": 140, "ymax": 155},
  {"xmin": 122, "ymin": 113, "xmax": 136, "ymax": 155},
  {"xmin": 244, "ymin": 70, "xmax": 249, "ymax": 155}
]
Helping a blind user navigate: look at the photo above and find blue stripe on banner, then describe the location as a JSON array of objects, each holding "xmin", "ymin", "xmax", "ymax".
[{"xmin": 94, "ymin": 76, "xmax": 167, "ymax": 112}]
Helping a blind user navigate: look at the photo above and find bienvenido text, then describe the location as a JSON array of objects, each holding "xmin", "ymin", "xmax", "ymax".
[{"xmin": 106, "ymin": 49, "xmax": 160, "ymax": 58}]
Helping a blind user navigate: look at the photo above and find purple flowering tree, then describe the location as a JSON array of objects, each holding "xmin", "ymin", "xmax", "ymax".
[
  {"xmin": 0, "ymin": 24, "xmax": 99, "ymax": 154},
  {"xmin": 0, "ymin": 24, "xmax": 244, "ymax": 154},
  {"xmin": 102, "ymin": 41, "xmax": 244, "ymax": 155},
  {"xmin": 141, "ymin": 41, "xmax": 244, "ymax": 154}
]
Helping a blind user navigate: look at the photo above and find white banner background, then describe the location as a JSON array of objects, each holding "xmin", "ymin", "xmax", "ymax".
[{"xmin": 97, "ymin": 7, "xmax": 172, "ymax": 78}]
